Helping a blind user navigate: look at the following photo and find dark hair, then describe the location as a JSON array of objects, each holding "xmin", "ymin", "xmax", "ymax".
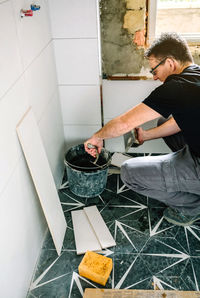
[{"xmin": 145, "ymin": 32, "xmax": 193, "ymax": 63}]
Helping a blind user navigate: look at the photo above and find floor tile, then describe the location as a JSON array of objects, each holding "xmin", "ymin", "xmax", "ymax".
[{"xmin": 27, "ymin": 160, "xmax": 200, "ymax": 297}]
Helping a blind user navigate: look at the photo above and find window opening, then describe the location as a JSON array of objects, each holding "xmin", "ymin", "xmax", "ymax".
[
  {"xmin": 157, "ymin": 0, "xmax": 200, "ymax": 42},
  {"xmin": 148, "ymin": 0, "xmax": 200, "ymax": 44}
]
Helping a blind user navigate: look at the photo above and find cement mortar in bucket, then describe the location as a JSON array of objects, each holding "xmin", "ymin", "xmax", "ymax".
[{"xmin": 64, "ymin": 144, "xmax": 112, "ymax": 198}]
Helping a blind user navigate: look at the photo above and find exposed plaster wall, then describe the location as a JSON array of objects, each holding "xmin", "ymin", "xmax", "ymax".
[
  {"xmin": 100, "ymin": 1, "xmax": 200, "ymax": 77},
  {"xmin": 100, "ymin": 0, "xmax": 148, "ymax": 76},
  {"xmin": 123, "ymin": 0, "xmax": 146, "ymax": 34}
]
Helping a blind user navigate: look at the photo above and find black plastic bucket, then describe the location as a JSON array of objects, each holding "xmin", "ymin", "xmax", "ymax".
[{"xmin": 64, "ymin": 144, "xmax": 112, "ymax": 198}]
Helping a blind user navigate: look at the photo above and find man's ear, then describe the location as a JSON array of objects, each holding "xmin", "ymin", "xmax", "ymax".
[{"xmin": 167, "ymin": 57, "xmax": 176, "ymax": 71}]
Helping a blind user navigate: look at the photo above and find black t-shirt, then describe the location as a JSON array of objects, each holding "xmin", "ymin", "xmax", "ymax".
[{"xmin": 143, "ymin": 64, "xmax": 200, "ymax": 157}]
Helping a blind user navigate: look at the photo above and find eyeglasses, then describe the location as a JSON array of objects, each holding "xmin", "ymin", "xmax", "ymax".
[{"xmin": 150, "ymin": 57, "xmax": 167, "ymax": 75}]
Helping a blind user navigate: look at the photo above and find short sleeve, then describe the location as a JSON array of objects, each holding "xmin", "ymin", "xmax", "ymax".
[{"xmin": 143, "ymin": 80, "xmax": 182, "ymax": 118}]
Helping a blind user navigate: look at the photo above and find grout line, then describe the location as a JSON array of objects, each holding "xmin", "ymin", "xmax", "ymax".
[
  {"xmin": 0, "ymin": 155, "xmax": 23, "ymax": 198},
  {"xmin": 32, "ymin": 273, "xmax": 69, "ymax": 290},
  {"xmin": 28, "ymin": 293, "xmax": 37, "ymax": 298},
  {"xmin": 63, "ymin": 124, "xmax": 101, "ymax": 127},
  {"xmin": 37, "ymin": 87, "xmax": 58, "ymax": 124},
  {"xmin": 30, "ymin": 254, "xmax": 63, "ymax": 290},
  {"xmin": 59, "ymin": 84, "xmax": 100, "ymax": 87},
  {"xmin": 27, "ymin": 227, "xmax": 49, "ymax": 295},
  {"xmin": 53, "ymin": 37, "xmax": 98, "ymax": 40},
  {"xmin": 22, "ymin": 39, "xmax": 53, "ymax": 74},
  {"xmin": 0, "ymin": 0, "xmax": 9, "ymax": 4},
  {"xmin": 16, "ymin": 107, "xmax": 31, "ymax": 128},
  {"xmin": 0, "ymin": 39, "xmax": 53, "ymax": 103}
]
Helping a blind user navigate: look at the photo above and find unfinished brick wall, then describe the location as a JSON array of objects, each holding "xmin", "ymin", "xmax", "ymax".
[
  {"xmin": 123, "ymin": 0, "xmax": 146, "ymax": 46},
  {"xmin": 100, "ymin": 0, "xmax": 200, "ymax": 77}
]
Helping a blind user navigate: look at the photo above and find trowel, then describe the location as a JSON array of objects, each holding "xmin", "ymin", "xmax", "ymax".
[
  {"xmin": 123, "ymin": 128, "xmax": 140, "ymax": 153},
  {"xmin": 110, "ymin": 129, "xmax": 140, "ymax": 168}
]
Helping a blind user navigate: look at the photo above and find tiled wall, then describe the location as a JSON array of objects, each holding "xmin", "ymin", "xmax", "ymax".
[
  {"xmin": 0, "ymin": 1, "xmax": 65, "ymax": 297},
  {"xmin": 49, "ymin": 0, "xmax": 170, "ymax": 154},
  {"xmin": 103, "ymin": 80, "xmax": 171, "ymax": 153},
  {"xmin": 48, "ymin": 0, "xmax": 102, "ymax": 150}
]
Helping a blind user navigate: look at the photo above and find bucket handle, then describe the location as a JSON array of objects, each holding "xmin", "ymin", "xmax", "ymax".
[{"xmin": 64, "ymin": 158, "xmax": 111, "ymax": 171}]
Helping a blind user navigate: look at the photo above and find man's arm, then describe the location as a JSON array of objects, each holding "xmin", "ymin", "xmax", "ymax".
[
  {"xmin": 84, "ymin": 103, "xmax": 161, "ymax": 156},
  {"xmin": 137, "ymin": 116, "xmax": 181, "ymax": 144}
]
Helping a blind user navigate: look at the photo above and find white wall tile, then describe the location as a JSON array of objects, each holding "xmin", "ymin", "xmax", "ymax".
[
  {"xmin": 48, "ymin": 0, "xmax": 98, "ymax": 38},
  {"xmin": 64, "ymin": 125, "xmax": 101, "ymax": 150},
  {"xmin": 12, "ymin": 0, "xmax": 52, "ymax": 69},
  {"xmin": 60, "ymin": 85, "xmax": 101, "ymax": 125},
  {"xmin": 129, "ymin": 119, "xmax": 171, "ymax": 153},
  {"xmin": 102, "ymin": 80, "xmax": 170, "ymax": 153},
  {"xmin": 53, "ymin": 39, "xmax": 100, "ymax": 85},
  {"xmin": 0, "ymin": 158, "xmax": 46, "ymax": 298},
  {"xmin": 38, "ymin": 90, "xmax": 65, "ymax": 187},
  {"xmin": 0, "ymin": 1, "xmax": 66, "ymax": 297},
  {"xmin": 105, "ymin": 136, "xmax": 170, "ymax": 153},
  {"xmin": 130, "ymin": 139, "xmax": 171, "ymax": 153},
  {"xmin": 102, "ymin": 79, "xmax": 161, "ymax": 119},
  {"xmin": 0, "ymin": 77, "xmax": 29, "ymax": 194},
  {"xmin": 104, "ymin": 118, "xmax": 170, "ymax": 153},
  {"xmin": 24, "ymin": 42, "xmax": 58, "ymax": 121},
  {"xmin": 0, "ymin": 1, "xmax": 23, "ymax": 99},
  {"xmin": 104, "ymin": 136, "xmax": 126, "ymax": 153}
]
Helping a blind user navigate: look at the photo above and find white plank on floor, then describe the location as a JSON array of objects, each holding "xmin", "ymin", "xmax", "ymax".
[
  {"xmin": 71, "ymin": 209, "xmax": 101, "ymax": 255},
  {"xmin": 16, "ymin": 107, "xmax": 67, "ymax": 256},
  {"xmin": 84, "ymin": 205, "xmax": 116, "ymax": 249}
]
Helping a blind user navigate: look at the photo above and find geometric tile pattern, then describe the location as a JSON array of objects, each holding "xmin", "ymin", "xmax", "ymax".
[{"xmin": 27, "ymin": 166, "xmax": 200, "ymax": 297}]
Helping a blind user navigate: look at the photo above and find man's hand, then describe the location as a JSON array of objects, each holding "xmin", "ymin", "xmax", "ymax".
[
  {"xmin": 84, "ymin": 136, "xmax": 103, "ymax": 157},
  {"xmin": 84, "ymin": 103, "xmax": 162, "ymax": 156},
  {"xmin": 135, "ymin": 127, "xmax": 146, "ymax": 145}
]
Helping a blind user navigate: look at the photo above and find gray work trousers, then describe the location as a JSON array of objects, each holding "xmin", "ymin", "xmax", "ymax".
[{"xmin": 120, "ymin": 117, "xmax": 200, "ymax": 216}]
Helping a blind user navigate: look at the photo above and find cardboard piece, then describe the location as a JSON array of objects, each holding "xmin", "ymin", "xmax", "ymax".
[
  {"xmin": 16, "ymin": 107, "xmax": 67, "ymax": 255},
  {"xmin": 83, "ymin": 288, "xmax": 200, "ymax": 298}
]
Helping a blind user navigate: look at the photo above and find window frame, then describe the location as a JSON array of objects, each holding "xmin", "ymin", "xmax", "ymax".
[{"xmin": 147, "ymin": 0, "xmax": 200, "ymax": 45}]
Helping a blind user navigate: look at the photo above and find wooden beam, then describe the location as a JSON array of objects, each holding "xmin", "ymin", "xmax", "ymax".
[{"xmin": 83, "ymin": 288, "xmax": 200, "ymax": 298}]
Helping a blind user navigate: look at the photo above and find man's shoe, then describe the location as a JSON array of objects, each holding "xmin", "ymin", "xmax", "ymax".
[{"xmin": 163, "ymin": 207, "xmax": 200, "ymax": 226}]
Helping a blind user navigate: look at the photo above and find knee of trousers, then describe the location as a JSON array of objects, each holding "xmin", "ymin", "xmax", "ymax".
[
  {"xmin": 120, "ymin": 161, "xmax": 143, "ymax": 191},
  {"xmin": 120, "ymin": 162, "xmax": 128, "ymax": 184}
]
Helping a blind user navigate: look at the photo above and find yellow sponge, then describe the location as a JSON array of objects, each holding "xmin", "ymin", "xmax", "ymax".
[{"xmin": 78, "ymin": 251, "xmax": 113, "ymax": 286}]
